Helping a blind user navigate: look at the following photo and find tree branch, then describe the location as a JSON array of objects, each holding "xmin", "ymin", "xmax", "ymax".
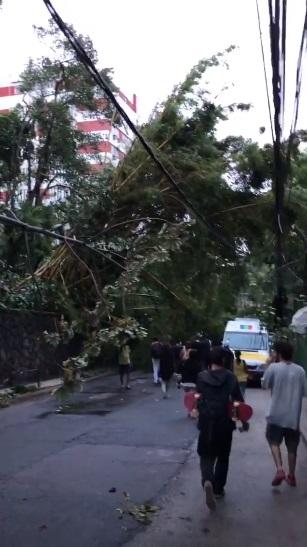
[
  {"xmin": 0, "ymin": 213, "xmax": 190, "ymax": 308},
  {"xmin": 64, "ymin": 240, "xmax": 102, "ymax": 298}
]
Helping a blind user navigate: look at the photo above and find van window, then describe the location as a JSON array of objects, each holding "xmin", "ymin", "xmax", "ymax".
[{"xmin": 223, "ymin": 332, "xmax": 268, "ymax": 351}]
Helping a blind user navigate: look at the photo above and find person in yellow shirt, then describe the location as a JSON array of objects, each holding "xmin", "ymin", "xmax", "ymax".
[
  {"xmin": 234, "ymin": 350, "xmax": 248, "ymax": 397},
  {"xmin": 118, "ymin": 339, "xmax": 132, "ymax": 390}
]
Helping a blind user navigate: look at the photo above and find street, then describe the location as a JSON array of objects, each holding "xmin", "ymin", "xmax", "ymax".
[{"xmin": 1, "ymin": 373, "xmax": 307, "ymax": 547}]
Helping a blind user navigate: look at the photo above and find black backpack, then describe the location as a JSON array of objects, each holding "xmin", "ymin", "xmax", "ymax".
[{"xmin": 197, "ymin": 375, "xmax": 235, "ymax": 429}]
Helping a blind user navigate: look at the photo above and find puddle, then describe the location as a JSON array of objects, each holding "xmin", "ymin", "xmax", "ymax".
[
  {"xmin": 59, "ymin": 408, "xmax": 111, "ymax": 416},
  {"xmin": 89, "ymin": 393, "xmax": 116, "ymax": 401},
  {"xmin": 36, "ymin": 411, "xmax": 54, "ymax": 419},
  {"xmin": 36, "ymin": 405, "xmax": 112, "ymax": 418}
]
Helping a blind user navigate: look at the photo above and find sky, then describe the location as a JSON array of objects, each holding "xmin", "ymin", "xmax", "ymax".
[{"xmin": 0, "ymin": 0, "xmax": 306, "ymax": 142}]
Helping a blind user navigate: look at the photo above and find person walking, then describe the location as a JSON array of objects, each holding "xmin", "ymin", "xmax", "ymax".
[
  {"xmin": 234, "ymin": 350, "xmax": 248, "ymax": 397},
  {"xmin": 171, "ymin": 340, "xmax": 183, "ymax": 373},
  {"xmin": 151, "ymin": 337, "xmax": 162, "ymax": 385},
  {"xmin": 159, "ymin": 342, "xmax": 174, "ymax": 398},
  {"xmin": 180, "ymin": 349, "xmax": 201, "ymax": 385},
  {"xmin": 179, "ymin": 349, "xmax": 202, "ymax": 417},
  {"xmin": 222, "ymin": 344, "xmax": 234, "ymax": 371},
  {"xmin": 197, "ymin": 346, "xmax": 244, "ymax": 510},
  {"xmin": 263, "ymin": 340, "xmax": 307, "ymax": 487},
  {"xmin": 192, "ymin": 336, "xmax": 211, "ymax": 370},
  {"xmin": 118, "ymin": 339, "xmax": 132, "ymax": 390}
]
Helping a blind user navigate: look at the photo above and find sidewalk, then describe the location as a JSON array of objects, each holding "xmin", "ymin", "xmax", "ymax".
[{"xmin": 0, "ymin": 368, "xmax": 114, "ymax": 405}]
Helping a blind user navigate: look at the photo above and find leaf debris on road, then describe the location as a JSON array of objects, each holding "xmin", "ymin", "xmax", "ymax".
[{"xmin": 116, "ymin": 492, "xmax": 160, "ymax": 525}]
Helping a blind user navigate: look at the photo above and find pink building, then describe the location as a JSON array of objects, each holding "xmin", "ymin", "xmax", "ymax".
[{"xmin": 0, "ymin": 83, "xmax": 137, "ymax": 203}]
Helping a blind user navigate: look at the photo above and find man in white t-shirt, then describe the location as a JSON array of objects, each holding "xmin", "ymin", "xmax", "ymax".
[{"xmin": 263, "ymin": 341, "xmax": 307, "ymax": 487}]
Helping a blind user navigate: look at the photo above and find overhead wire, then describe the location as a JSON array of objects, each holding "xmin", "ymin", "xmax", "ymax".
[
  {"xmin": 255, "ymin": 0, "xmax": 275, "ymax": 142},
  {"xmin": 42, "ymin": 0, "xmax": 237, "ymax": 254},
  {"xmin": 268, "ymin": 0, "xmax": 283, "ymax": 146},
  {"xmin": 281, "ymin": 0, "xmax": 287, "ymax": 136},
  {"xmin": 0, "ymin": 212, "xmax": 190, "ymax": 306},
  {"xmin": 286, "ymin": 1, "xmax": 307, "ymax": 208},
  {"xmin": 289, "ymin": 0, "xmax": 307, "ymax": 139}
]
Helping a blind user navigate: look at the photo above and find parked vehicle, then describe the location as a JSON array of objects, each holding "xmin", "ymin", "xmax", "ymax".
[{"xmin": 223, "ymin": 317, "xmax": 269, "ymax": 383}]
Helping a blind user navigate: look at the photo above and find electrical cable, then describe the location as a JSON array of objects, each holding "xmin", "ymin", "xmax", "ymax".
[
  {"xmin": 42, "ymin": 0, "xmax": 237, "ymax": 253},
  {"xmin": 268, "ymin": 0, "xmax": 282, "ymax": 145},
  {"xmin": 255, "ymin": 0, "xmax": 275, "ymax": 142},
  {"xmin": 286, "ymin": 1, "xmax": 307, "ymax": 206},
  {"xmin": 289, "ymin": 0, "xmax": 307, "ymax": 138},
  {"xmin": 0, "ymin": 212, "xmax": 127, "ymax": 264},
  {"xmin": 281, "ymin": 0, "xmax": 287, "ymax": 136}
]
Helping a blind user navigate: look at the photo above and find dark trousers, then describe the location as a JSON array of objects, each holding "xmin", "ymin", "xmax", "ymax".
[{"xmin": 198, "ymin": 427, "xmax": 233, "ymax": 494}]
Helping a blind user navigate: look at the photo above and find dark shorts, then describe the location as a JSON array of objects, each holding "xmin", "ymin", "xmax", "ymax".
[
  {"xmin": 266, "ymin": 423, "xmax": 300, "ymax": 453},
  {"xmin": 119, "ymin": 364, "xmax": 132, "ymax": 375}
]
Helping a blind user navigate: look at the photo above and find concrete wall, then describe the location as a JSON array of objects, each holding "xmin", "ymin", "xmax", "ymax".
[{"xmin": 0, "ymin": 309, "xmax": 82, "ymax": 386}]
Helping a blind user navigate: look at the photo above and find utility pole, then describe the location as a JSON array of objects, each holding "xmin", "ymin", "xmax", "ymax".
[
  {"xmin": 272, "ymin": 141, "xmax": 287, "ymax": 325},
  {"xmin": 268, "ymin": 0, "xmax": 287, "ymax": 326}
]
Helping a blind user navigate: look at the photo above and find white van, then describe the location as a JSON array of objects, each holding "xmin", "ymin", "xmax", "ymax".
[{"xmin": 223, "ymin": 317, "xmax": 269, "ymax": 381}]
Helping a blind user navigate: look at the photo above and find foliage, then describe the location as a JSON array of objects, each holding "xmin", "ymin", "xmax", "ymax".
[
  {"xmin": 3, "ymin": 25, "xmax": 307, "ymax": 369},
  {"xmin": 117, "ymin": 491, "xmax": 160, "ymax": 525},
  {"xmin": 0, "ymin": 19, "xmax": 116, "ymax": 209}
]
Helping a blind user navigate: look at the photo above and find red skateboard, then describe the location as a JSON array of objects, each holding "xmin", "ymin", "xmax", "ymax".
[
  {"xmin": 228, "ymin": 401, "xmax": 253, "ymax": 422},
  {"xmin": 187, "ymin": 394, "xmax": 253, "ymax": 423},
  {"xmin": 184, "ymin": 393, "xmax": 253, "ymax": 425}
]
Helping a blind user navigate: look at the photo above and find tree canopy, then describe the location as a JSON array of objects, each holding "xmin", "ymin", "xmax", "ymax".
[{"xmin": 1, "ymin": 21, "xmax": 307, "ymax": 366}]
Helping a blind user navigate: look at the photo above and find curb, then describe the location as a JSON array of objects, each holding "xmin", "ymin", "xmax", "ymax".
[{"xmin": 7, "ymin": 369, "xmax": 115, "ymax": 406}]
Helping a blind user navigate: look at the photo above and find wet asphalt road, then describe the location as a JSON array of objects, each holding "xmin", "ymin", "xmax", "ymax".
[
  {"xmin": 127, "ymin": 389, "xmax": 307, "ymax": 547},
  {"xmin": 1, "ymin": 375, "xmax": 307, "ymax": 546},
  {"xmin": 0, "ymin": 373, "xmax": 197, "ymax": 547}
]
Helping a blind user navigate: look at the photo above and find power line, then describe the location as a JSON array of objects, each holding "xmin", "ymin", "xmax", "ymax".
[
  {"xmin": 281, "ymin": 0, "xmax": 287, "ymax": 136},
  {"xmin": 42, "ymin": 0, "xmax": 237, "ymax": 254},
  {"xmin": 289, "ymin": 0, "xmax": 307, "ymax": 138},
  {"xmin": 0, "ymin": 213, "xmax": 190, "ymax": 307},
  {"xmin": 0, "ymin": 212, "xmax": 125, "ymax": 264},
  {"xmin": 255, "ymin": 0, "xmax": 275, "ymax": 142},
  {"xmin": 268, "ymin": 0, "xmax": 283, "ymax": 146}
]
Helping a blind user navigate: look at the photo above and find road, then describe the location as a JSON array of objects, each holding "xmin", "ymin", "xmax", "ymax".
[
  {"xmin": 0, "ymin": 372, "xmax": 197, "ymax": 547},
  {"xmin": 1, "ymin": 373, "xmax": 307, "ymax": 547}
]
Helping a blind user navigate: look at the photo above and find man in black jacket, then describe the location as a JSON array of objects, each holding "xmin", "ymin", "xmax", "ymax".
[
  {"xmin": 197, "ymin": 346, "xmax": 244, "ymax": 510},
  {"xmin": 192, "ymin": 336, "xmax": 211, "ymax": 370}
]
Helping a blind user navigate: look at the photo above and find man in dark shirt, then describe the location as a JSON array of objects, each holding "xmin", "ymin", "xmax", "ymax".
[
  {"xmin": 193, "ymin": 337, "xmax": 211, "ymax": 370},
  {"xmin": 197, "ymin": 346, "xmax": 244, "ymax": 510},
  {"xmin": 222, "ymin": 344, "xmax": 234, "ymax": 371}
]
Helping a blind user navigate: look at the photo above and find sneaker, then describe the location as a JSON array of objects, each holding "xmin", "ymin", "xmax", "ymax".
[
  {"xmin": 239, "ymin": 422, "xmax": 250, "ymax": 432},
  {"xmin": 204, "ymin": 481, "xmax": 216, "ymax": 511},
  {"xmin": 125, "ymin": 385, "xmax": 131, "ymax": 390},
  {"xmin": 286, "ymin": 474, "xmax": 297, "ymax": 487},
  {"xmin": 272, "ymin": 469, "xmax": 286, "ymax": 486}
]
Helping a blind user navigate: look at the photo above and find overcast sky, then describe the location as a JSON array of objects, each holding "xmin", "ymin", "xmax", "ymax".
[{"xmin": 0, "ymin": 0, "xmax": 306, "ymax": 142}]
